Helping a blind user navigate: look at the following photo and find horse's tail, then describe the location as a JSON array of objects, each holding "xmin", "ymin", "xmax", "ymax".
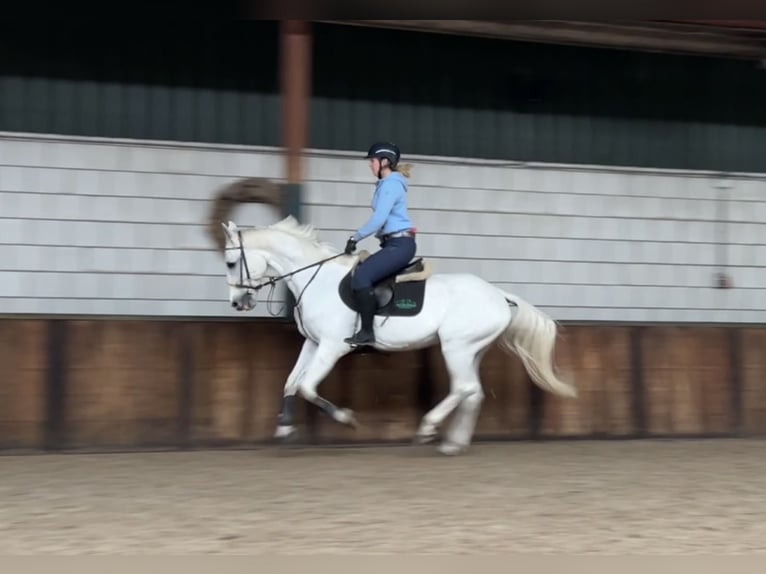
[{"xmin": 496, "ymin": 289, "xmax": 577, "ymax": 398}]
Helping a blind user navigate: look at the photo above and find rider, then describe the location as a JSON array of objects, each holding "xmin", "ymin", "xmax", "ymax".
[{"xmin": 343, "ymin": 141, "xmax": 417, "ymax": 347}]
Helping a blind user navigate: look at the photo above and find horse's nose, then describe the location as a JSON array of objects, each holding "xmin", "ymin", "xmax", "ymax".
[{"xmin": 231, "ymin": 301, "xmax": 239, "ymax": 308}]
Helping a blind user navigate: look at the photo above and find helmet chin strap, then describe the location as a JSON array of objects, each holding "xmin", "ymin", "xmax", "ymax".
[{"xmin": 375, "ymin": 158, "xmax": 390, "ymax": 179}]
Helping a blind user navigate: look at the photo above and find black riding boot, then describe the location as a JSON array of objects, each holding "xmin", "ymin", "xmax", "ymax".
[{"xmin": 344, "ymin": 288, "xmax": 376, "ymax": 347}]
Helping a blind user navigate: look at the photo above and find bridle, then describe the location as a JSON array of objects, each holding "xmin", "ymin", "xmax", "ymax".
[{"xmin": 227, "ymin": 229, "xmax": 345, "ymax": 318}]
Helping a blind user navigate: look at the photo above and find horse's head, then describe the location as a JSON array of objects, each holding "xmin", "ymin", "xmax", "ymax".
[{"xmin": 221, "ymin": 220, "xmax": 270, "ymax": 311}]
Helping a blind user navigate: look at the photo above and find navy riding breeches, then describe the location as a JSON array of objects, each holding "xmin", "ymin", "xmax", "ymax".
[{"xmin": 351, "ymin": 236, "xmax": 417, "ymax": 291}]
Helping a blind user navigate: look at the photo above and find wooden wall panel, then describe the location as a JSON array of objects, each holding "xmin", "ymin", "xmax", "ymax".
[
  {"xmin": 2, "ymin": 318, "xmax": 764, "ymax": 452},
  {"xmin": 64, "ymin": 320, "xmax": 181, "ymax": 447},
  {"xmin": 188, "ymin": 321, "xmax": 307, "ymax": 444},
  {"xmin": 643, "ymin": 327, "xmax": 733, "ymax": 435},
  {"xmin": 469, "ymin": 346, "xmax": 531, "ymax": 438},
  {"xmin": 540, "ymin": 326, "xmax": 634, "ymax": 436},
  {"xmin": 742, "ymin": 329, "xmax": 766, "ymax": 435},
  {"xmin": 189, "ymin": 322, "xmax": 254, "ymax": 443},
  {"xmin": 0, "ymin": 319, "xmax": 47, "ymax": 449},
  {"xmin": 315, "ymin": 350, "xmax": 424, "ymax": 443}
]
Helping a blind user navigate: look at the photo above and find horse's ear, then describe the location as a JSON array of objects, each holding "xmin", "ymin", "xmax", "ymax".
[
  {"xmin": 221, "ymin": 221, "xmax": 237, "ymax": 243},
  {"xmin": 221, "ymin": 220, "xmax": 239, "ymax": 235}
]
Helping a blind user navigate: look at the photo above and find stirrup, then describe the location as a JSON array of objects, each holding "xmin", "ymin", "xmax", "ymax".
[{"xmin": 345, "ymin": 330, "xmax": 375, "ymax": 347}]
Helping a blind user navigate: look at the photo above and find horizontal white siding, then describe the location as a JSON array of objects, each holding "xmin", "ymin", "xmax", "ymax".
[
  {"xmin": 1, "ymin": 131, "xmax": 765, "ymax": 322},
  {"xmin": 0, "ymin": 133, "xmax": 288, "ymax": 318}
]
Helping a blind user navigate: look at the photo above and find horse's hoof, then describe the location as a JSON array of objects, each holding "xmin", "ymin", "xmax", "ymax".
[
  {"xmin": 335, "ymin": 408, "xmax": 358, "ymax": 429},
  {"xmin": 414, "ymin": 428, "xmax": 437, "ymax": 445},
  {"xmin": 274, "ymin": 425, "xmax": 297, "ymax": 443},
  {"xmin": 437, "ymin": 441, "xmax": 466, "ymax": 456}
]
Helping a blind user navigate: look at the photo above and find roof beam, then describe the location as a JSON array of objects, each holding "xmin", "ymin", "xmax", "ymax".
[{"xmin": 323, "ymin": 20, "xmax": 766, "ymax": 60}]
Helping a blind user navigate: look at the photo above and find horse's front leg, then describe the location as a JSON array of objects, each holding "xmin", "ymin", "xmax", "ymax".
[
  {"xmin": 274, "ymin": 338, "xmax": 318, "ymax": 441},
  {"xmin": 297, "ymin": 342, "xmax": 357, "ymax": 428}
]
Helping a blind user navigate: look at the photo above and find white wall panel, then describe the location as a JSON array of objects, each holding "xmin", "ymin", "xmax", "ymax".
[
  {"xmin": 1, "ymin": 131, "xmax": 765, "ymax": 322},
  {"xmin": 0, "ymin": 133, "xmax": 289, "ymax": 318}
]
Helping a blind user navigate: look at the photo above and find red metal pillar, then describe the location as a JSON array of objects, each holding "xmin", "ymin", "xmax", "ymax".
[
  {"xmin": 280, "ymin": 20, "xmax": 312, "ymax": 185},
  {"xmin": 279, "ymin": 21, "xmax": 312, "ymax": 319}
]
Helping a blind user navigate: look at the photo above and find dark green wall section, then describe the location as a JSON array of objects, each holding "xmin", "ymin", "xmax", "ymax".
[
  {"xmin": 310, "ymin": 23, "xmax": 766, "ymax": 173},
  {"xmin": 0, "ymin": 22, "xmax": 280, "ymax": 146},
  {"xmin": 2, "ymin": 22, "xmax": 765, "ymax": 172}
]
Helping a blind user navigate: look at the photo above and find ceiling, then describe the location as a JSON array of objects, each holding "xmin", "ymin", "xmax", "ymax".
[{"xmin": 323, "ymin": 20, "xmax": 766, "ymax": 60}]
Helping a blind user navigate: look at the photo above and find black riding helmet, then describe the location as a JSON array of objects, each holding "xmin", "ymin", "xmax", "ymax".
[{"xmin": 365, "ymin": 141, "xmax": 400, "ymax": 172}]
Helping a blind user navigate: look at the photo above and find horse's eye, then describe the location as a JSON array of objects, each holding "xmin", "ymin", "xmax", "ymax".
[{"xmin": 226, "ymin": 261, "xmax": 236, "ymax": 269}]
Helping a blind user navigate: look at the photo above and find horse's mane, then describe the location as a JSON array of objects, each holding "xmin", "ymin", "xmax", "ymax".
[{"xmin": 241, "ymin": 215, "xmax": 342, "ymax": 258}]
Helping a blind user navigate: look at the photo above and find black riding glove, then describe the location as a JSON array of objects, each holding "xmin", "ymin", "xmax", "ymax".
[{"xmin": 344, "ymin": 237, "xmax": 357, "ymax": 255}]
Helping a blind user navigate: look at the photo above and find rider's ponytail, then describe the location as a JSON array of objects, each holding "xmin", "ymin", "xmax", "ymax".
[{"xmin": 395, "ymin": 163, "xmax": 413, "ymax": 178}]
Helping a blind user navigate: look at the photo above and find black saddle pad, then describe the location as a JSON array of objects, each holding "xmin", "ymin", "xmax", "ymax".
[{"xmin": 338, "ymin": 258, "xmax": 427, "ymax": 317}]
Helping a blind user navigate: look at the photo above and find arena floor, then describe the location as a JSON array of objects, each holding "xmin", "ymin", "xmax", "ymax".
[{"xmin": 2, "ymin": 439, "xmax": 765, "ymax": 555}]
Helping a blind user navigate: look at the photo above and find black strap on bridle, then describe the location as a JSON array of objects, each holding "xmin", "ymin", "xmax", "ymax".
[{"xmin": 231, "ymin": 230, "xmax": 346, "ymax": 318}]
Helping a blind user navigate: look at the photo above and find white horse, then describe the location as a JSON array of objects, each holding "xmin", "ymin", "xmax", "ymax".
[{"xmin": 221, "ymin": 216, "xmax": 576, "ymax": 455}]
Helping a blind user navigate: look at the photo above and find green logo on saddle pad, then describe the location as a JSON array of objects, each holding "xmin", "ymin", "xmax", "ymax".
[{"xmin": 395, "ymin": 298, "xmax": 418, "ymax": 310}]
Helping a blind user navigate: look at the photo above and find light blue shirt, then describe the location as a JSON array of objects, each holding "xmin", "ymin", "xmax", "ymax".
[{"xmin": 352, "ymin": 172, "xmax": 414, "ymax": 242}]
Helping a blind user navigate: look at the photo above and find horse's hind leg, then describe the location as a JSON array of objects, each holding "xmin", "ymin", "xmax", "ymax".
[
  {"xmin": 415, "ymin": 343, "xmax": 483, "ymax": 446},
  {"xmin": 417, "ymin": 339, "xmax": 490, "ymax": 454},
  {"xmin": 439, "ymin": 348, "xmax": 489, "ymax": 455},
  {"xmin": 439, "ymin": 386, "xmax": 484, "ymax": 455},
  {"xmin": 415, "ymin": 391, "xmax": 464, "ymax": 444},
  {"xmin": 414, "ymin": 357, "xmax": 466, "ymax": 444}
]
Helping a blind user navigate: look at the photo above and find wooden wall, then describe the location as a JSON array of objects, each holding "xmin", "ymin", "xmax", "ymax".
[{"xmin": 0, "ymin": 318, "xmax": 764, "ymax": 452}]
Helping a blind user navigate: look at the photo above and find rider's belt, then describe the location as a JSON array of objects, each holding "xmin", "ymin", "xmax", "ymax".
[{"xmin": 382, "ymin": 229, "xmax": 416, "ymax": 241}]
